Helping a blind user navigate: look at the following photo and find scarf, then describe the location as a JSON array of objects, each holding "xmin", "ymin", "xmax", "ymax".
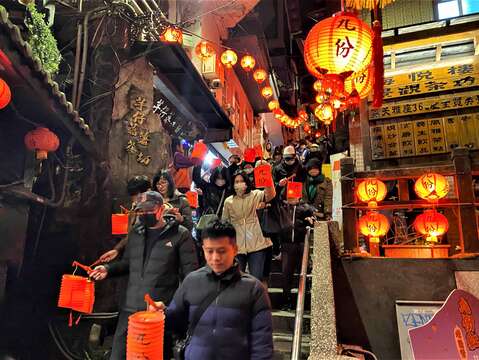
[{"xmin": 306, "ymin": 174, "xmax": 325, "ymax": 202}]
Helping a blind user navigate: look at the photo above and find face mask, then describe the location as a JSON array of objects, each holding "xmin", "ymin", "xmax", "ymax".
[
  {"xmin": 215, "ymin": 179, "xmax": 226, "ymax": 187},
  {"xmin": 234, "ymin": 183, "xmax": 247, "ymax": 196},
  {"xmin": 284, "ymin": 158, "xmax": 295, "ymax": 165},
  {"xmin": 309, "ymin": 170, "xmax": 320, "ymax": 177},
  {"xmin": 140, "ymin": 214, "xmax": 158, "ymax": 227},
  {"xmin": 244, "ymin": 168, "xmax": 254, "ymax": 175}
]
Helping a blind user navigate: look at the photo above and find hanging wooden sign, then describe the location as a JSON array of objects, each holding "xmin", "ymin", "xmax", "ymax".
[
  {"xmin": 383, "ymin": 59, "xmax": 479, "ymax": 99},
  {"xmin": 369, "ymin": 90, "xmax": 479, "ymax": 120}
]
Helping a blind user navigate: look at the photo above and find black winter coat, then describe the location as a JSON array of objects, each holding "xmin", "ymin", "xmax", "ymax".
[
  {"xmin": 106, "ymin": 219, "xmax": 199, "ymax": 312},
  {"xmin": 193, "ymin": 165, "xmax": 230, "ymax": 217},
  {"xmin": 272, "ymin": 159, "xmax": 306, "ymax": 200}
]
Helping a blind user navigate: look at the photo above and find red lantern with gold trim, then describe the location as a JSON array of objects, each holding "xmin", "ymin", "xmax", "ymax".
[
  {"xmin": 24, "ymin": 127, "xmax": 60, "ymax": 160},
  {"xmin": 413, "ymin": 210, "xmax": 449, "ymax": 243},
  {"xmin": 414, "ymin": 173, "xmax": 449, "ymax": 202},
  {"xmin": 356, "ymin": 178, "xmax": 387, "ymax": 207},
  {"xmin": 0, "ymin": 78, "xmax": 11, "ymax": 109},
  {"xmin": 358, "ymin": 211, "xmax": 390, "ymax": 243},
  {"xmin": 220, "ymin": 50, "xmax": 238, "ymax": 68},
  {"xmin": 240, "ymin": 55, "xmax": 256, "ymax": 72},
  {"xmin": 304, "ymin": 12, "xmax": 373, "ymax": 78},
  {"xmin": 253, "ymin": 69, "xmax": 268, "ymax": 84},
  {"xmin": 195, "ymin": 41, "xmax": 215, "ymax": 60}
]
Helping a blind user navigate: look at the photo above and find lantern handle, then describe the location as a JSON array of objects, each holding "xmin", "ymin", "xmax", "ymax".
[
  {"xmin": 72, "ymin": 261, "xmax": 93, "ymax": 274},
  {"xmin": 144, "ymin": 293, "xmax": 162, "ymax": 312}
]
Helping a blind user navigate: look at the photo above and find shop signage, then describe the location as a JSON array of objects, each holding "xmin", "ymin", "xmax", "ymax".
[
  {"xmin": 409, "ymin": 289, "xmax": 479, "ymax": 360},
  {"xmin": 125, "ymin": 96, "xmax": 152, "ymax": 166},
  {"xmin": 153, "ymin": 92, "xmax": 188, "ymax": 138},
  {"xmin": 384, "ymin": 59, "xmax": 479, "ymax": 100},
  {"xmin": 369, "ymin": 90, "xmax": 479, "ymax": 120},
  {"xmin": 370, "ymin": 113, "xmax": 479, "ymax": 160}
]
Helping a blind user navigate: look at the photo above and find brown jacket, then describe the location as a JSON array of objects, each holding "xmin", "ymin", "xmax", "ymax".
[{"xmin": 302, "ymin": 177, "xmax": 333, "ymax": 216}]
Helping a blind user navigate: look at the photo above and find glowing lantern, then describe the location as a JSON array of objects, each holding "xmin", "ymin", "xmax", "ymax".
[
  {"xmin": 160, "ymin": 26, "xmax": 183, "ymax": 44},
  {"xmin": 358, "ymin": 211, "xmax": 390, "ymax": 243},
  {"xmin": 268, "ymin": 100, "xmax": 280, "ymax": 111},
  {"xmin": 347, "ymin": 89, "xmax": 361, "ymax": 108},
  {"xmin": 303, "ymin": 123, "xmax": 311, "ymax": 133},
  {"xmin": 314, "ymin": 104, "xmax": 334, "ymax": 124},
  {"xmin": 345, "ymin": 65, "xmax": 373, "ymax": 99},
  {"xmin": 0, "ymin": 78, "xmax": 11, "ymax": 109},
  {"xmin": 298, "ymin": 110, "xmax": 308, "ymax": 120},
  {"xmin": 191, "ymin": 140, "xmax": 208, "ymax": 160},
  {"xmin": 287, "ymin": 181, "xmax": 303, "ymax": 199},
  {"xmin": 195, "ymin": 41, "xmax": 215, "ymax": 60},
  {"xmin": 313, "ymin": 79, "xmax": 323, "ymax": 92},
  {"xmin": 315, "ymin": 93, "xmax": 327, "ymax": 104},
  {"xmin": 414, "ymin": 210, "xmax": 449, "ymax": 243},
  {"xmin": 220, "ymin": 50, "xmax": 238, "ymax": 68},
  {"xmin": 356, "ymin": 178, "xmax": 387, "ymax": 207},
  {"xmin": 240, "ymin": 55, "xmax": 256, "ymax": 72},
  {"xmin": 24, "ymin": 127, "xmax": 60, "ymax": 160},
  {"xmin": 253, "ymin": 69, "xmax": 268, "ymax": 84},
  {"xmin": 315, "ymin": 131, "xmax": 322, "ymax": 138},
  {"xmin": 331, "ymin": 97, "xmax": 343, "ymax": 109},
  {"xmin": 273, "ymin": 108, "xmax": 284, "ymax": 119},
  {"xmin": 319, "ymin": 74, "xmax": 345, "ymax": 95},
  {"xmin": 304, "ymin": 12, "xmax": 373, "ymax": 78},
  {"xmin": 414, "ymin": 173, "xmax": 449, "ymax": 202},
  {"xmin": 261, "ymin": 86, "xmax": 273, "ymax": 99}
]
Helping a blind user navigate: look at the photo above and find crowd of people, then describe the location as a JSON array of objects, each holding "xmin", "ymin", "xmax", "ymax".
[{"xmin": 90, "ymin": 138, "xmax": 333, "ymax": 360}]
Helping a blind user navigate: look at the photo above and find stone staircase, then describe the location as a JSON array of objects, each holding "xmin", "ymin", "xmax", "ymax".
[{"xmin": 269, "ymin": 257, "xmax": 312, "ymax": 359}]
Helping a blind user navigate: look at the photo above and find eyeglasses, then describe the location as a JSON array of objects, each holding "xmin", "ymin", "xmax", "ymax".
[{"xmin": 284, "ymin": 156, "xmax": 295, "ymax": 161}]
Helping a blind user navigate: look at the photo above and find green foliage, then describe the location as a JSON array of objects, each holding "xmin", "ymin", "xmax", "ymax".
[{"xmin": 25, "ymin": 3, "xmax": 61, "ymax": 74}]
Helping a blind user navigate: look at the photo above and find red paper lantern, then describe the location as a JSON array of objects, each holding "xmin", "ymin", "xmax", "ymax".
[
  {"xmin": 304, "ymin": 12, "xmax": 373, "ymax": 78},
  {"xmin": 220, "ymin": 50, "xmax": 238, "ymax": 68},
  {"xmin": 24, "ymin": 127, "xmax": 60, "ymax": 160},
  {"xmin": 414, "ymin": 173, "xmax": 449, "ymax": 202},
  {"xmin": 112, "ymin": 214, "xmax": 128, "ymax": 235},
  {"xmin": 0, "ymin": 78, "xmax": 11, "ymax": 109},
  {"xmin": 261, "ymin": 86, "xmax": 273, "ymax": 99},
  {"xmin": 244, "ymin": 148, "xmax": 256, "ymax": 163},
  {"xmin": 58, "ymin": 261, "xmax": 95, "ymax": 318},
  {"xmin": 268, "ymin": 100, "xmax": 280, "ymax": 111},
  {"xmin": 191, "ymin": 140, "xmax": 208, "ymax": 160},
  {"xmin": 356, "ymin": 178, "xmax": 387, "ymax": 207},
  {"xmin": 253, "ymin": 69, "xmax": 268, "ymax": 84},
  {"xmin": 303, "ymin": 122, "xmax": 311, "ymax": 133},
  {"xmin": 185, "ymin": 191, "xmax": 199, "ymax": 208},
  {"xmin": 160, "ymin": 26, "xmax": 183, "ymax": 44},
  {"xmin": 358, "ymin": 211, "xmax": 389, "ymax": 243},
  {"xmin": 314, "ymin": 104, "xmax": 334, "ymax": 125},
  {"xmin": 240, "ymin": 55, "xmax": 256, "ymax": 72},
  {"xmin": 345, "ymin": 65, "xmax": 373, "ymax": 99},
  {"xmin": 414, "ymin": 210, "xmax": 449, "ymax": 243},
  {"xmin": 254, "ymin": 164, "xmax": 273, "ymax": 188},
  {"xmin": 195, "ymin": 41, "xmax": 215, "ymax": 60},
  {"xmin": 287, "ymin": 181, "xmax": 303, "ymax": 199}
]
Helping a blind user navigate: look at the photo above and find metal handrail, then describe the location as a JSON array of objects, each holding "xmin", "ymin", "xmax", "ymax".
[{"xmin": 291, "ymin": 226, "xmax": 312, "ymax": 360}]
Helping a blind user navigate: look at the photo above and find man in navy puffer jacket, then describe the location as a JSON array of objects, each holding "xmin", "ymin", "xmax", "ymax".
[{"xmin": 150, "ymin": 219, "xmax": 274, "ymax": 360}]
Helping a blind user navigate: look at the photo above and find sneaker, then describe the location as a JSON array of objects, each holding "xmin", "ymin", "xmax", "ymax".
[{"xmin": 273, "ymin": 253, "xmax": 282, "ymax": 261}]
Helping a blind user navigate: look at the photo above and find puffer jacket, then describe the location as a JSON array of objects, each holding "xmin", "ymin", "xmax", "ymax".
[
  {"xmin": 106, "ymin": 218, "xmax": 199, "ymax": 311},
  {"xmin": 167, "ymin": 193, "xmax": 194, "ymax": 231},
  {"xmin": 166, "ymin": 264, "xmax": 273, "ymax": 360}
]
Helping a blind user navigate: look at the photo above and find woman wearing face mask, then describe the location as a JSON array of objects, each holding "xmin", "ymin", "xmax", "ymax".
[
  {"xmin": 192, "ymin": 163, "xmax": 231, "ymax": 218},
  {"xmin": 153, "ymin": 170, "xmax": 193, "ymax": 231},
  {"xmin": 222, "ymin": 171, "xmax": 276, "ymax": 281},
  {"xmin": 302, "ymin": 159, "xmax": 333, "ymax": 220}
]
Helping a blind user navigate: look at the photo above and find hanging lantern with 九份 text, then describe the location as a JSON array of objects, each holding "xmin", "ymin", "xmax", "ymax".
[
  {"xmin": 356, "ymin": 178, "xmax": 387, "ymax": 207},
  {"xmin": 160, "ymin": 26, "xmax": 183, "ymax": 44},
  {"xmin": 195, "ymin": 41, "xmax": 215, "ymax": 60},
  {"xmin": 253, "ymin": 68, "xmax": 268, "ymax": 84},
  {"xmin": 268, "ymin": 100, "xmax": 280, "ymax": 111},
  {"xmin": 345, "ymin": 65, "xmax": 373, "ymax": 99},
  {"xmin": 358, "ymin": 211, "xmax": 390, "ymax": 243},
  {"xmin": 0, "ymin": 78, "xmax": 11, "ymax": 109},
  {"xmin": 303, "ymin": 12, "xmax": 373, "ymax": 79},
  {"xmin": 413, "ymin": 210, "xmax": 449, "ymax": 243},
  {"xmin": 261, "ymin": 86, "xmax": 273, "ymax": 99},
  {"xmin": 24, "ymin": 127, "xmax": 60, "ymax": 160},
  {"xmin": 240, "ymin": 55, "xmax": 256, "ymax": 72},
  {"xmin": 220, "ymin": 49, "xmax": 238, "ymax": 68},
  {"xmin": 414, "ymin": 173, "xmax": 449, "ymax": 202}
]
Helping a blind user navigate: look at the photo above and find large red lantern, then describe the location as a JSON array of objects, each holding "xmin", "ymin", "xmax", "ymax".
[
  {"xmin": 24, "ymin": 127, "xmax": 60, "ymax": 160},
  {"xmin": 304, "ymin": 12, "xmax": 373, "ymax": 78},
  {"xmin": 0, "ymin": 78, "xmax": 11, "ymax": 109},
  {"xmin": 240, "ymin": 55, "xmax": 256, "ymax": 72},
  {"xmin": 253, "ymin": 69, "xmax": 268, "ymax": 84},
  {"xmin": 356, "ymin": 178, "xmax": 387, "ymax": 207},
  {"xmin": 195, "ymin": 41, "xmax": 215, "ymax": 60},
  {"xmin": 345, "ymin": 65, "xmax": 373, "ymax": 99},
  {"xmin": 358, "ymin": 211, "xmax": 390, "ymax": 243},
  {"xmin": 220, "ymin": 50, "xmax": 238, "ymax": 68},
  {"xmin": 414, "ymin": 173, "xmax": 449, "ymax": 202},
  {"xmin": 414, "ymin": 210, "xmax": 449, "ymax": 243}
]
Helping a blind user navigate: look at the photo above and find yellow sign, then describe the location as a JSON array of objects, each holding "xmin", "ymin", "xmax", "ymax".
[
  {"xmin": 384, "ymin": 59, "xmax": 479, "ymax": 99},
  {"xmin": 369, "ymin": 90, "xmax": 479, "ymax": 120},
  {"xmin": 370, "ymin": 125, "xmax": 386, "ymax": 160},
  {"xmin": 384, "ymin": 123, "xmax": 400, "ymax": 158},
  {"xmin": 398, "ymin": 121, "xmax": 415, "ymax": 157}
]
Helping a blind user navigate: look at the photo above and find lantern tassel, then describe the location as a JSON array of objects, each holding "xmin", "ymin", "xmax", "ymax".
[{"xmin": 372, "ymin": 17, "xmax": 384, "ymax": 108}]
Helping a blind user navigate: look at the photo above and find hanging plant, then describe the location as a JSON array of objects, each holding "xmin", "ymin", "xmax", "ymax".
[{"xmin": 25, "ymin": 3, "xmax": 61, "ymax": 74}]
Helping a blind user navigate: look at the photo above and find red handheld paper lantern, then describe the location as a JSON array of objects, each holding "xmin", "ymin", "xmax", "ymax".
[
  {"xmin": 24, "ymin": 127, "xmax": 60, "ymax": 160},
  {"xmin": 185, "ymin": 191, "xmax": 199, "ymax": 208},
  {"xmin": 0, "ymin": 78, "xmax": 11, "ymax": 109},
  {"xmin": 414, "ymin": 173, "xmax": 449, "ymax": 202},
  {"xmin": 253, "ymin": 69, "xmax": 268, "ymax": 84},
  {"xmin": 195, "ymin": 41, "xmax": 215, "ymax": 60},
  {"xmin": 287, "ymin": 181, "xmax": 303, "ymax": 199},
  {"xmin": 244, "ymin": 148, "xmax": 256, "ymax": 163},
  {"xmin": 240, "ymin": 55, "xmax": 256, "ymax": 72},
  {"xmin": 304, "ymin": 12, "xmax": 373, "ymax": 78},
  {"xmin": 191, "ymin": 140, "xmax": 208, "ymax": 160},
  {"xmin": 112, "ymin": 214, "xmax": 128, "ymax": 235},
  {"xmin": 356, "ymin": 178, "xmax": 387, "ymax": 207},
  {"xmin": 254, "ymin": 164, "xmax": 273, "ymax": 188},
  {"xmin": 358, "ymin": 211, "xmax": 389, "ymax": 243},
  {"xmin": 414, "ymin": 210, "xmax": 449, "ymax": 243}
]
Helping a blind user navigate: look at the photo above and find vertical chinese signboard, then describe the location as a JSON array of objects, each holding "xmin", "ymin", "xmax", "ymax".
[{"xmin": 125, "ymin": 96, "xmax": 152, "ymax": 166}]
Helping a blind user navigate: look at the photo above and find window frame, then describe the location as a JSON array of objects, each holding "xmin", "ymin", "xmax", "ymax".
[{"xmin": 434, "ymin": 0, "xmax": 464, "ymax": 20}]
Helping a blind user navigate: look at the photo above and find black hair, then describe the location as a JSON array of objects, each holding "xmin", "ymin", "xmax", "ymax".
[
  {"xmin": 171, "ymin": 138, "xmax": 182, "ymax": 153},
  {"xmin": 201, "ymin": 219, "xmax": 236, "ymax": 244},
  {"xmin": 232, "ymin": 170, "xmax": 253, "ymax": 195},
  {"xmin": 210, "ymin": 166, "xmax": 230, "ymax": 187},
  {"xmin": 127, "ymin": 175, "xmax": 151, "ymax": 196},
  {"xmin": 152, "ymin": 170, "xmax": 176, "ymax": 199}
]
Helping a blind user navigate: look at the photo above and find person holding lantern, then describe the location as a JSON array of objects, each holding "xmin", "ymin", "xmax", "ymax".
[
  {"xmin": 302, "ymin": 159, "xmax": 333, "ymax": 220},
  {"xmin": 90, "ymin": 191, "xmax": 199, "ymax": 360},
  {"xmin": 272, "ymin": 146, "xmax": 306, "ymax": 201},
  {"xmin": 169, "ymin": 138, "xmax": 199, "ymax": 194}
]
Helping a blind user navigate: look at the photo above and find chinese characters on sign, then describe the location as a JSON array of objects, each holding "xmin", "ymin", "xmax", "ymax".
[
  {"xmin": 125, "ymin": 96, "xmax": 152, "ymax": 166},
  {"xmin": 369, "ymin": 90, "xmax": 479, "ymax": 120},
  {"xmin": 153, "ymin": 93, "xmax": 187, "ymax": 138},
  {"xmin": 383, "ymin": 59, "xmax": 479, "ymax": 99}
]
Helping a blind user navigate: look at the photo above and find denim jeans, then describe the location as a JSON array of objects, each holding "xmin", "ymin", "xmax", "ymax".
[{"xmin": 236, "ymin": 248, "xmax": 269, "ymax": 280}]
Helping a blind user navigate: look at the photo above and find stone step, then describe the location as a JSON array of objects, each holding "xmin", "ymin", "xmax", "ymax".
[
  {"xmin": 268, "ymin": 287, "xmax": 311, "ymax": 311},
  {"xmin": 268, "ymin": 272, "xmax": 312, "ymax": 289},
  {"xmin": 273, "ymin": 332, "xmax": 310, "ymax": 360},
  {"xmin": 272, "ymin": 310, "xmax": 311, "ymax": 335}
]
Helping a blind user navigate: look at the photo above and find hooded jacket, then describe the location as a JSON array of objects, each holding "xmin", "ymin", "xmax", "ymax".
[
  {"xmin": 193, "ymin": 165, "xmax": 231, "ymax": 217},
  {"xmin": 106, "ymin": 218, "xmax": 199, "ymax": 311},
  {"xmin": 166, "ymin": 263, "xmax": 273, "ymax": 360}
]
